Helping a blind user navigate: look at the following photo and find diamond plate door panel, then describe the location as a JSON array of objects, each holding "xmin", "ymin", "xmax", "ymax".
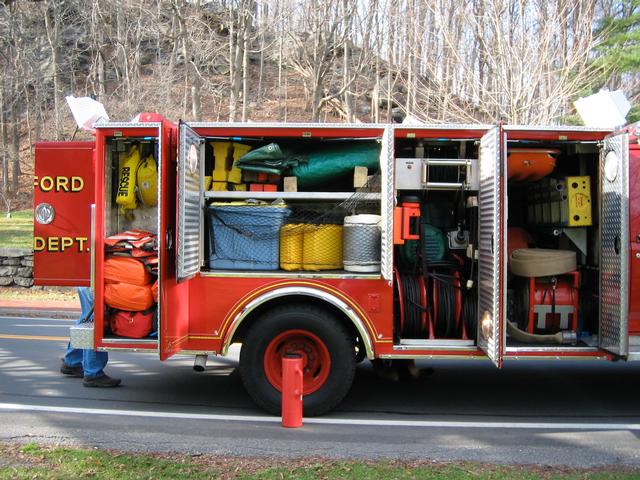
[
  {"xmin": 477, "ymin": 127, "xmax": 504, "ymax": 367},
  {"xmin": 70, "ymin": 322, "xmax": 95, "ymax": 349},
  {"xmin": 600, "ymin": 133, "xmax": 630, "ymax": 356},
  {"xmin": 177, "ymin": 122, "xmax": 204, "ymax": 282},
  {"xmin": 380, "ymin": 126, "xmax": 393, "ymax": 283}
]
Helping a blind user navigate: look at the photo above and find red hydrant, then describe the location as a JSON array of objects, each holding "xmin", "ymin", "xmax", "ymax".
[{"xmin": 281, "ymin": 353, "xmax": 303, "ymax": 428}]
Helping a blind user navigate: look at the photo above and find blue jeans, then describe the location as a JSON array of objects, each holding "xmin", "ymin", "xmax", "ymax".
[{"xmin": 64, "ymin": 287, "xmax": 108, "ymax": 379}]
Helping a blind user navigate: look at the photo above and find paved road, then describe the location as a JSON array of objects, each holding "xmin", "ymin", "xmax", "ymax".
[{"xmin": 1, "ymin": 314, "xmax": 640, "ymax": 466}]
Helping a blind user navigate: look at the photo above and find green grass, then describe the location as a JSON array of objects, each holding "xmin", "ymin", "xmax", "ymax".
[
  {"xmin": 2, "ymin": 443, "xmax": 640, "ymax": 480},
  {"xmin": 1, "ymin": 443, "xmax": 209, "ymax": 480},
  {"xmin": 0, "ymin": 209, "xmax": 32, "ymax": 249}
]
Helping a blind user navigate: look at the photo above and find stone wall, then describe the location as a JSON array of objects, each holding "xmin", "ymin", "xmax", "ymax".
[{"xmin": 0, "ymin": 248, "xmax": 33, "ymax": 287}]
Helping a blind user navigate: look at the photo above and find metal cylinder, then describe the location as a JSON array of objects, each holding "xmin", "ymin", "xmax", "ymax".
[
  {"xmin": 343, "ymin": 214, "xmax": 382, "ymax": 272},
  {"xmin": 425, "ymin": 182, "xmax": 465, "ymax": 190},
  {"xmin": 193, "ymin": 354, "xmax": 208, "ymax": 372}
]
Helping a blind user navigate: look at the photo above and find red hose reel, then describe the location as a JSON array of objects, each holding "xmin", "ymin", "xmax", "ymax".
[
  {"xmin": 393, "ymin": 268, "xmax": 467, "ymax": 339},
  {"xmin": 524, "ymin": 271, "xmax": 580, "ymax": 334}
]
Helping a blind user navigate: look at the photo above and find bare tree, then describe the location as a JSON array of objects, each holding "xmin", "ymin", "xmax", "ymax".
[{"xmin": 42, "ymin": 0, "xmax": 63, "ymax": 139}]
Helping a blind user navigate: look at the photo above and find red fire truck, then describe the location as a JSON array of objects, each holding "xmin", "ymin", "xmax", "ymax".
[{"xmin": 33, "ymin": 117, "xmax": 639, "ymax": 415}]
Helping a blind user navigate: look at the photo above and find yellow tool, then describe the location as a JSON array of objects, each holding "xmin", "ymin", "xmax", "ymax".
[
  {"xmin": 211, "ymin": 142, "xmax": 231, "ymax": 181},
  {"xmin": 137, "ymin": 155, "xmax": 158, "ymax": 207},
  {"xmin": 228, "ymin": 143, "xmax": 252, "ymax": 184},
  {"xmin": 116, "ymin": 145, "xmax": 141, "ymax": 213}
]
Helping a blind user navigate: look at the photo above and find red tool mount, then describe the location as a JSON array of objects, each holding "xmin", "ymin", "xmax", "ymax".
[
  {"xmin": 393, "ymin": 197, "xmax": 421, "ymax": 245},
  {"xmin": 526, "ymin": 272, "xmax": 580, "ymax": 334},
  {"xmin": 281, "ymin": 354, "xmax": 303, "ymax": 428}
]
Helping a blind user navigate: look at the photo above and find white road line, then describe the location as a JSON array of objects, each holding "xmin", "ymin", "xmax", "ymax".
[
  {"xmin": 0, "ymin": 317, "xmax": 74, "ymax": 322},
  {"xmin": 0, "ymin": 403, "xmax": 638, "ymax": 430},
  {"xmin": 12, "ymin": 324, "xmax": 70, "ymax": 328}
]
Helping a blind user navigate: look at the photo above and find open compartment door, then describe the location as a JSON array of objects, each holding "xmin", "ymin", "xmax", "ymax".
[
  {"xmin": 177, "ymin": 121, "xmax": 205, "ymax": 282},
  {"xmin": 33, "ymin": 142, "xmax": 95, "ymax": 286},
  {"xmin": 477, "ymin": 127, "xmax": 504, "ymax": 367},
  {"xmin": 380, "ymin": 126, "xmax": 393, "ymax": 283},
  {"xmin": 159, "ymin": 120, "xmax": 191, "ymax": 360},
  {"xmin": 599, "ymin": 133, "xmax": 630, "ymax": 356}
]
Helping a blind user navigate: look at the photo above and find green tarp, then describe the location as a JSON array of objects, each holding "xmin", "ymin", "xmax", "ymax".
[{"xmin": 235, "ymin": 141, "xmax": 381, "ymax": 188}]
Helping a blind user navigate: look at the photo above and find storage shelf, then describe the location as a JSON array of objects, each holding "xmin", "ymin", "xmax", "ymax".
[
  {"xmin": 200, "ymin": 269, "xmax": 381, "ymax": 279},
  {"xmin": 204, "ymin": 191, "xmax": 381, "ymax": 201},
  {"xmin": 102, "ymin": 336, "xmax": 158, "ymax": 345}
]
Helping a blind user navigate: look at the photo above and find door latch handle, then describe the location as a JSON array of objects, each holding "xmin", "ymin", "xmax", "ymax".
[{"xmin": 165, "ymin": 229, "xmax": 173, "ymax": 251}]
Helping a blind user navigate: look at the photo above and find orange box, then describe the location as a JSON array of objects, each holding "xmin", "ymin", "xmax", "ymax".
[
  {"xmin": 249, "ymin": 184, "xmax": 264, "ymax": 191},
  {"xmin": 263, "ymin": 184, "xmax": 278, "ymax": 192},
  {"xmin": 508, "ymin": 149, "xmax": 559, "ymax": 181}
]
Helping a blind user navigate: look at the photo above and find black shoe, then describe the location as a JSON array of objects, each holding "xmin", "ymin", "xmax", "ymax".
[
  {"xmin": 82, "ymin": 374, "xmax": 121, "ymax": 388},
  {"xmin": 60, "ymin": 360, "xmax": 84, "ymax": 378}
]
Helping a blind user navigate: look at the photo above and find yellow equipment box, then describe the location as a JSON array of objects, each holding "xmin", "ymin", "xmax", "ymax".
[
  {"xmin": 527, "ymin": 176, "xmax": 592, "ymax": 227},
  {"xmin": 566, "ymin": 176, "xmax": 592, "ymax": 227}
]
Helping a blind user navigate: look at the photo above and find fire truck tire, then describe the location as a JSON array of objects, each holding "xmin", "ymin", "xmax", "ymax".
[{"xmin": 239, "ymin": 304, "xmax": 356, "ymax": 416}]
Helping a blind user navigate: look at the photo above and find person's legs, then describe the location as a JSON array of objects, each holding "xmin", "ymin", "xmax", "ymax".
[
  {"xmin": 72, "ymin": 287, "xmax": 109, "ymax": 379},
  {"xmin": 63, "ymin": 343, "xmax": 83, "ymax": 368},
  {"xmin": 61, "ymin": 288, "xmax": 92, "ymax": 375},
  {"xmin": 73, "ymin": 287, "xmax": 121, "ymax": 387},
  {"xmin": 61, "ymin": 343, "xmax": 84, "ymax": 376},
  {"xmin": 61, "ymin": 287, "xmax": 120, "ymax": 387},
  {"xmin": 82, "ymin": 349, "xmax": 109, "ymax": 379},
  {"xmin": 77, "ymin": 287, "xmax": 94, "ymax": 322},
  {"xmin": 82, "ymin": 350, "xmax": 120, "ymax": 386}
]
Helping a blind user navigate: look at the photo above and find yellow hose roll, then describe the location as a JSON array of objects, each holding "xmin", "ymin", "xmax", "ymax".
[
  {"xmin": 137, "ymin": 155, "xmax": 158, "ymax": 207},
  {"xmin": 116, "ymin": 145, "xmax": 141, "ymax": 211},
  {"xmin": 280, "ymin": 224, "xmax": 304, "ymax": 271},
  {"xmin": 303, "ymin": 224, "xmax": 343, "ymax": 271}
]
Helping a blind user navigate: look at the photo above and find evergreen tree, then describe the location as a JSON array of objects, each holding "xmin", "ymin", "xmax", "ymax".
[{"xmin": 594, "ymin": 0, "xmax": 640, "ymax": 121}]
